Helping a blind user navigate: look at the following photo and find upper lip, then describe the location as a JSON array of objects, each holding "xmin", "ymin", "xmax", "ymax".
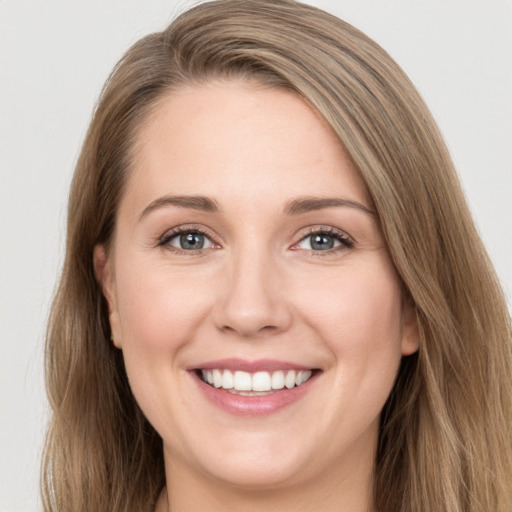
[{"xmin": 189, "ymin": 358, "xmax": 315, "ymax": 373}]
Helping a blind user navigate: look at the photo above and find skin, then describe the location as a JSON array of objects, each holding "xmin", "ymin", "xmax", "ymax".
[{"xmin": 95, "ymin": 81, "xmax": 418, "ymax": 512}]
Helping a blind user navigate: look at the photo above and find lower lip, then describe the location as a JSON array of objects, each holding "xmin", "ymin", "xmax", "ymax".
[{"xmin": 192, "ymin": 372, "xmax": 317, "ymax": 416}]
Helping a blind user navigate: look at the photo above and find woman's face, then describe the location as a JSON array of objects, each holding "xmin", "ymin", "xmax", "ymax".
[{"xmin": 97, "ymin": 81, "xmax": 418, "ymax": 492}]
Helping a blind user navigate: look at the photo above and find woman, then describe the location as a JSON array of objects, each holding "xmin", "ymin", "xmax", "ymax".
[{"xmin": 42, "ymin": 0, "xmax": 512, "ymax": 511}]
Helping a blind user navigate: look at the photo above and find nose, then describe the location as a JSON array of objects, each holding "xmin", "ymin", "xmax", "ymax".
[{"xmin": 212, "ymin": 251, "xmax": 293, "ymax": 338}]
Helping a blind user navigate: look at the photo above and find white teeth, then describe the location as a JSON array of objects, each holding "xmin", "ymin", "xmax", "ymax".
[
  {"xmin": 271, "ymin": 370, "xmax": 285, "ymax": 390},
  {"xmin": 301, "ymin": 370, "xmax": 312, "ymax": 385},
  {"xmin": 252, "ymin": 371, "xmax": 272, "ymax": 392},
  {"xmin": 221, "ymin": 369, "xmax": 234, "ymax": 389},
  {"xmin": 295, "ymin": 370, "xmax": 312, "ymax": 386},
  {"xmin": 213, "ymin": 369, "xmax": 222, "ymax": 388},
  {"xmin": 234, "ymin": 371, "xmax": 252, "ymax": 391},
  {"xmin": 285, "ymin": 370, "xmax": 296, "ymax": 389},
  {"xmin": 200, "ymin": 368, "xmax": 313, "ymax": 392}
]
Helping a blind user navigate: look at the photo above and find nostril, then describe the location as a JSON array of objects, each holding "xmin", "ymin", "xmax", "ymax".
[
  {"xmin": 211, "ymin": 273, "xmax": 293, "ymax": 338},
  {"xmin": 220, "ymin": 323, "xmax": 281, "ymax": 336}
]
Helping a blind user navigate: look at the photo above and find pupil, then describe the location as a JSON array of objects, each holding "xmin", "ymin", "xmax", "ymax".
[
  {"xmin": 311, "ymin": 234, "xmax": 334, "ymax": 250},
  {"xmin": 180, "ymin": 233, "xmax": 204, "ymax": 250}
]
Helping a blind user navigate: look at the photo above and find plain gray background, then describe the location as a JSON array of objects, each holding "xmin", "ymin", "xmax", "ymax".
[{"xmin": 1, "ymin": 1, "xmax": 511, "ymax": 510}]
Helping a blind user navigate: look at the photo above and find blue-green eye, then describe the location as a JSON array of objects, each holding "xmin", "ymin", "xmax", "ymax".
[
  {"xmin": 164, "ymin": 230, "xmax": 216, "ymax": 251},
  {"xmin": 296, "ymin": 230, "xmax": 352, "ymax": 251}
]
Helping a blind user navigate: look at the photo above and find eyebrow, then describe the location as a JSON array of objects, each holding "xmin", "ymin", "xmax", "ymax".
[
  {"xmin": 283, "ymin": 196, "xmax": 375, "ymax": 216},
  {"xmin": 138, "ymin": 194, "xmax": 375, "ymax": 221},
  {"xmin": 139, "ymin": 195, "xmax": 220, "ymax": 220}
]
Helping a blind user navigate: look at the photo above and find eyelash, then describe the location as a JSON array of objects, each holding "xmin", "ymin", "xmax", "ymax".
[
  {"xmin": 158, "ymin": 226, "xmax": 218, "ymax": 255},
  {"xmin": 157, "ymin": 225, "xmax": 354, "ymax": 256},
  {"xmin": 293, "ymin": 227, "xmax": 354, "ymax": 255}
]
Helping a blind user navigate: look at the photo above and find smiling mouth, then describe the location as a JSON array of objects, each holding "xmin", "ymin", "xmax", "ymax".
[{"xmin": 197, "ymin": 369, "xmax": 317, "ymax": 396}]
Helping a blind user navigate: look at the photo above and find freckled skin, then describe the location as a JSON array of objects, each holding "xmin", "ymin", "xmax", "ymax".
[{"xmin": 97, "ymin": 82, "xmax": 418, "ymax": 512}]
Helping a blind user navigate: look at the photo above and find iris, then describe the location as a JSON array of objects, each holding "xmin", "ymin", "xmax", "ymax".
[
  {"xmin": 180, "ymin": 232, "xmax": 205, "ymax": 250},
  {"xmin": 310, "ymin": 234, "xmax": 335, "ymax": 250}
]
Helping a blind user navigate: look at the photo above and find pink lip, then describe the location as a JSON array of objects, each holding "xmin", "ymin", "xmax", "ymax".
[
  {"xmin": 190, "ymin": 358, "xmax": 313, "ymax": 372},
  {"xmin": 190, "ymin": 366, "xmax": 319, "ymax": 417}
]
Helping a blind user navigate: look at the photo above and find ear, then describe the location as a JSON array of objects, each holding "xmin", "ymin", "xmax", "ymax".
[
  {"xmin": 93, "ymin": 245, "xmax": 123, "ymax": 349},
  {"xmin": 401, "ymin": 301, "xmax": 419, "ymax": 356}
]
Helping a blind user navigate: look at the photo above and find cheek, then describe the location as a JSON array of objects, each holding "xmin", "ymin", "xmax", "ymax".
[
  {"xmin": 295, "ymin": 259, "xmax": 404, "ymax": 389},
  {"xmin": 301, "ymin": 263, "xmax": 403, "ymax": 345},
  {"xmin": 112, "ymin": 259, "xmax": 213, "ymax": 428},
  {"xmin": 115, "ymin": 259, "xmax": 214, "ymax": 353}
]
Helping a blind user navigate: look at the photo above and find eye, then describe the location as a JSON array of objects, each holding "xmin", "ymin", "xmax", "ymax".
[
  {"xmin": 160, "ymin": 228, "xmax": 217, "ymax": 252},
  {"xmin": 293, "ymin": 229, "xmax": 353, "ymax": 253}
]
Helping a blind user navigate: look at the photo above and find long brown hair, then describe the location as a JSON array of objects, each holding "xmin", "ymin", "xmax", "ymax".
[{"xmin": 42, "ymin": 1, "xmax": 512, "ymax": 510}]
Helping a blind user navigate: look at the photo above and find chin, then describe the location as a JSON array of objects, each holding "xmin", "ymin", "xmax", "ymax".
[
  {"xmin": 203, "ymin": 458, "xmax": 305, "ymax": 490},
  {"xmin": 176, "ymin": 433, "xmax": 312, "ymax": 490}
]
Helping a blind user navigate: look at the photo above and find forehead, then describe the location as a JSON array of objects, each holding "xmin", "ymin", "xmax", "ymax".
[{"xmin": 122, "ymin": 81, "xmax": 370, "ymax": 215}]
